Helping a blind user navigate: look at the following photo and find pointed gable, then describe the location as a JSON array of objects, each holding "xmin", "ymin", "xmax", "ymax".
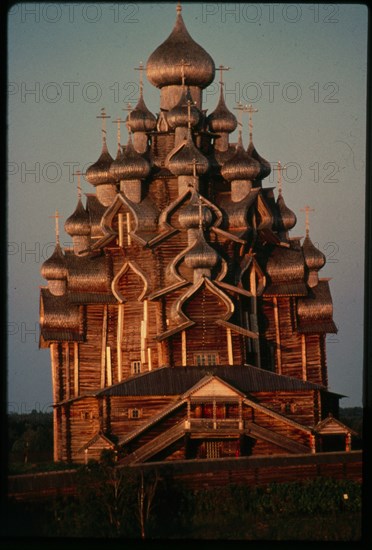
[
  {"xmin": 315, "ymin": 414, "xmax": 358, "ymax": 435},
  {"xmin": 186, "ymin": 375, "xmax": 245, "ymax": 399}
]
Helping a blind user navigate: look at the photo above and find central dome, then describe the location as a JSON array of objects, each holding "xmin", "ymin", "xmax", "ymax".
[{"xmin": 146, "ymin": 6, "xmax": 215, "ymax": 90}]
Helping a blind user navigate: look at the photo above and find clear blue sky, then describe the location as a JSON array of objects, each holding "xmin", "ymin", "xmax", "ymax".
[{"xmin": 7, "ymin": 2, "xmax": 368, "ymax": 412}]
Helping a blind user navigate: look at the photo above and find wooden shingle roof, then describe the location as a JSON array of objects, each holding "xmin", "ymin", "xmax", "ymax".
[{"xmin": 97, "ymin": 364, "xmax": 340, "ymax": 398}]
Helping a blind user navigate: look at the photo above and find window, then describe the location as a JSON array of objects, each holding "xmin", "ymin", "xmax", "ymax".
[
  {"xmin": 281, "ymin": 401, "xmax": 297, "ymax": 414},
  {"xmin": 128, "ymin": 408, "xmax": 141, "ymax": 419},
  {"xmin": 194, "ymin": 353, "xmax": 219, "ymax": 366},
  {"xmin": 131, "ymin": 360, "xmax": 141, "ymax": 375}
]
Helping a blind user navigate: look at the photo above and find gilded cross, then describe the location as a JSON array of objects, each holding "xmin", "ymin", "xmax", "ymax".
[
  {"xmin": 300, "ymin": 205, "xmax": 315, "ymax": 236},
  {"xmin": 72, "ymin": 170, "xmax": 82, "ymax": 200},
  {"xmin": 134, "ymin": 61, "xmax": 144, "ymax": 95},
  {"xmin": 233, "ymin": 101, "xmax": 244, "ymax": 128},
  {"xmin": 96, "ymin": 107, "xmax": 110, "ymax": 141},
  {"xmin": 123, "ymin": 102, "xmax": 133, "ymax": 130},
  {"xmin": 218, "ymin": 64, "xmax": 230, "ymax": 88},
  {"xmin": 49, "ymin": 209, "xmax": 60, "ymax": 245},
  {"xmin": 187, "ymin": 157, "xmax": 205, "ymax": 179},
  {"xmin": 272, "ymin": 161, "xmax": 290, "ymax": 195},
  {"xmin": 243, "ymin": 103, "xmax": 258, "ymax": 143},
  {"xmin": 112, "ymin": 117, "xmax": 125, "ymax": 145}
]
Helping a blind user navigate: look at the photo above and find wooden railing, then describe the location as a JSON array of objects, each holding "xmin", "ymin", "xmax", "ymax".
[
  {"xmin": 120, "ymin": 421, "xmax": 185, "ymax": 465},
  {"xmin": 187, "ymin": 419, "xmax": 242, "ymax": 430}
]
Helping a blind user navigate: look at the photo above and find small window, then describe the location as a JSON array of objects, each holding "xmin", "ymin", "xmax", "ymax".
[
  {"xmin": 131, "ymin": 360, "xmax": 141, "ymax": 375},
  {"xmin": 128, "ymin": 408, "xmax": 141, "ymax": 419},
  {"xmin": 194, "ymin": 353, "xmax": 219, "ymax": 366},
  {"xmin": 282, "ymin": 401, "xmax": 297, "ymax": 414}
]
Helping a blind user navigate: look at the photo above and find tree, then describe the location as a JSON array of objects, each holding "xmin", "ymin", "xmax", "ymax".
[{"xmin": 137, "ymin": 468, "xmax": 159, "ymax": 539}]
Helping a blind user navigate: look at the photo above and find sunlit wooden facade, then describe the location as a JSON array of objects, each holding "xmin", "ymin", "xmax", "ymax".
[{"xmin": 39, "ymin": 4, "xmax": 355, "ymax": 465}]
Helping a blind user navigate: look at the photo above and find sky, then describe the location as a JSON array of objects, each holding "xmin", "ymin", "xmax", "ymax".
[{"xmin": 7, "ymin": 2, "xmax": 368, "ymax": 412}]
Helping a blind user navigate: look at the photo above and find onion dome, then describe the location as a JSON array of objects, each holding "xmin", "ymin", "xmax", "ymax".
[
  {"xmin": 64, "ymin": 199, "xmax": 91, "ymax": 236},
  {"xmin": 146, "ymin": 5, "xmax": 215, "ymax": 89},
  {"xmin": 302, "ymin": 235, "xmax": 326, "ymax": 271},
  {"xmin": 85, "ymin": 140, "xmax": 116, "ymax": 186},
  {"xmin": 110, "ymin": 134, "xmax": 150, "ymax": 181},
  {"xmin": 220, "ymin": 133, "xmax": 260, "ymax": 182},
  {"xmin": 185, "ymin": 229, "xmax": 220, "ymax": 269},
  {"xmin": 167, "ymin": 129, "xmax": 209, "ymax": 176},
  {"xmin": 207, "ymin": 88, "xmax": 237, "ymax": 134},
  {"xmin": 179, "ymin": 197, "xmax": 213, "ymax": 229},
  {"xmin": 247, "ymin": 141, "xmax": 271, "ymax": 180},
  {"xmin": 167, "ymin": 88, "xmax": 200, "ymax": 129},
  {"xmin": 126, "ymin": 94, "xmax": 156, "ymax": 133},
  {"xmin": 41, "ymin": 243, "xmax": 67, "ymax": 281},
  {"xmin": 276, "ymin": 193, "xmax": 296, "ymax": 232},
  {"xmin": 266, "ymin": 246, "xmax": 305, "ymax": 283},
  {"xmin": 109, "ymin": 144, "xmax": 125, "ymax": 180}
]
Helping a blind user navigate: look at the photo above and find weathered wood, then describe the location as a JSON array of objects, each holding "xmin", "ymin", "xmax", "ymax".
[
  {"xmin": 73, "ymin": 342, "xmax": 79, "ymax": 397},
  {"xmin": 50, "ymin": 343, "xmax": 59, "ymax": 462},
  {"xmin": 181, "ymin": 330, "xmax": 187, "ymax": 365},
  {"xmin": 301, "ymin": 334, "xmax": 307, "ymax": 381},
  {"xmin": 101, "ymin": 305, "xmax": 108, "ymax": 388},
  {"xmin": 106, "ymin": 346, "xmax": 112, "ymax": 386},
  {"xmin": 40, "ymin": 9, "xmax": 342, "ymax": 472},
  {"xmin": 273, "ymin": 297, "xmax": 282, "ymax": 374},
  {"xmin": 64, "ymin": 343, "xmax": 70, "ymax": 400},
  {"xmin": 126, "ymin": 212, "xmax": 131, "ymax": 245},
  {"xmin": 118, "ymin": 212, "xmax": 124, "ymax": 247},
  {"xmin": 226, "ymin": 328, "xmax": 233, "ymax": 365},
  {"xmin": 117, "ymin": 304, "xmax": 123, "ymax": 382}
]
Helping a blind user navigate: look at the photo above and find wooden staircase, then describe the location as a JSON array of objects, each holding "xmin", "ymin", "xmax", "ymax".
[
  {"xmin": 120, "ymin": 421, "xmax": 186, "ymax": 465},
  {"xmin": 245, "ymin": 422, "xmax": 311, "ymax": 454}
]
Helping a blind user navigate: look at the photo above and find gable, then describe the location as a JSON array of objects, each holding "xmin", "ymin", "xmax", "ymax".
[
  {"xmin": 315, "ymin": 415, "xmax": 357, "ymax": 435},
  {"xmin": 77, "ymin": 432, "xmax": 115, "ymax": 454},
  {"xmin": 188, "ymin": 375, "xmax": 244, "ymax": 399}
]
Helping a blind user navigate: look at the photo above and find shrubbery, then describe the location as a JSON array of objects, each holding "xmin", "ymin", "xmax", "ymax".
[{"xmin": 6, "ymin": 466, "xmax": 362, "ymax": 540}]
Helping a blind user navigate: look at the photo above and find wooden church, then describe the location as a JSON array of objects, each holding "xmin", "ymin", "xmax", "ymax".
[{"xmin": 39, "ymin": 4, "xmax": 355, "ymax": 465}]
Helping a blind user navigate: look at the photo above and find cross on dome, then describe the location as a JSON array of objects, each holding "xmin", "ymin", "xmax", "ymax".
[
  {"xmin": 243, "ymin": 104, "xmax": 258, "ymax": 143},
  {"xmin": 300, "ymin": 205, "xmax": 315, "ymax": 237},
  {"xmin": 234, "ymin": 101, "xmax": 244, "ymax": 129},
  {"xmin": 134, "ymin": 61, "xmax": 144, "ymax": 95},
  {"xmin": 112, "ymin": 117, "xmax": 125, "ymax": 145},
  {"xmin": 96, "ymin": 107, "xmax": 110, "ymax": 142},
  {"xmin": 72, "ymin": 170, "xmax": 83, "ymax": 200},
  {"xmin": 49, "ymin": 209, "xmax": 60, "ymax": 245}
]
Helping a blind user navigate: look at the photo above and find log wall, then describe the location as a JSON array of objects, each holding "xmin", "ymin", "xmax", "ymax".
[
  {"xmin": 250, "ymin": 390, "xmax": 316, "ymax": 426},
  {"xmin": 260, "ymin": 297, "xmax": 326, "ymax": 386},
  {"xmin": 8, "ymin": 451, "xmax": 362, "ymax": 500}
]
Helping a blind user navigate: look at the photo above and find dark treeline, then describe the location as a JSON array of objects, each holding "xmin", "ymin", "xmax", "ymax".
[
  {"xmin": 5, "ymin": 461, "xmax": 362, "ymax": 540},
  {"xmin": 7, "ymin": 410, "xmax": 53, "ymax": 467}
]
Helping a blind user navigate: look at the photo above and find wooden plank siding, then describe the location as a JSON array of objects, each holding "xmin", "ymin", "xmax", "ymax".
[
  {"xmin": 108, "ymin": 396, "xmax": 178, "ymax": 443},
  {"xmin": 66, "ymin": 398, "xmax": 101, "ymax": 460},
  {"xmin": 259, "ymin": 297, "xmax": 326, "ymax": 387},
  {"xmin": 250, "ymin": 390, "xmax": 316, "ymax": 426},
  {"xmin": 305, "ymin": 334, "xmax": 326, "ymax": 386},
  {"xmin": 78, "ymin": 305, "xmax": 104, "ymax": 394}
]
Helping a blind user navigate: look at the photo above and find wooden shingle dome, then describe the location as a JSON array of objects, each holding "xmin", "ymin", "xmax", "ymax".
[
  {"xmin": 110, "ymin": 135, "xmax": 150, "ymax": 181},
  {"xmin": 221, "ymin": 134, "xmax": 260, "ymax": 182},
  {"xmin": 146, "ymin": 5, "xmax": 215, "ymax": 89},
  {"xmin": 64, "ymin": 199, "xmax": 90, "ymax": 237},
  {"xmin": 207, "ymin": 88, "xmax": 238, "ymax": 134},
  {"xmin": 85, "ymin": 140, "xmax": 116, "ymax": 186}
]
